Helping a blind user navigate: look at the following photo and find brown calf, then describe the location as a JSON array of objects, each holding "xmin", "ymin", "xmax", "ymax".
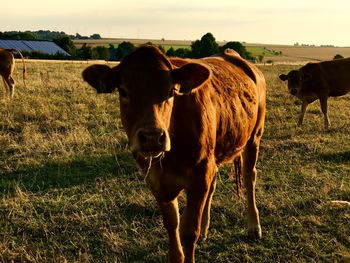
[
  {"xmin": 83, "ymin": 46, "xmax": 266, "ymax": 262},
  {"xmin": 279, "ymin": 58, "xmax": 350, "ymax": 129},
  {"xmin": 0, "ymin": 48, "xmax": 26, "ymax": 98}
]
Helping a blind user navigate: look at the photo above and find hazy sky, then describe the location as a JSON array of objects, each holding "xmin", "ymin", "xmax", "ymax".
[{"xmin": 2, "ymin": 0, "xmax": 350, "ymax": 46}]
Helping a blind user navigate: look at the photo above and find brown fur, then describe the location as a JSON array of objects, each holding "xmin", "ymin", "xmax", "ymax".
[
  {"xmin": 279, "ymin": 58, "xmax": 350, "ymax": 129},
  {"xmin": 0, "ymin": 48, "xmax": 26, "ymax": 98},
  {"xmin": 83, "ymin": 46, "xmax": 266, "ymax": 263}
]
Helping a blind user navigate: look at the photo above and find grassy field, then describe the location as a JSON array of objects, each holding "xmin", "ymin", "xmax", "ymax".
[
  {"xmin": 0, "ymin": 60, "xmax": 349, "ymax": 262},
  {"xmin": 249, "ymin": 44, "xmax": 350, "ymax": 63}
]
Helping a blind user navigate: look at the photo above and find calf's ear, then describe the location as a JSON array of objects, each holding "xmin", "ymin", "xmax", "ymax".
[
  {"xmin": 279, "ymin": 74, "xmax": 288, "ymax": 81},
  {"xmin": 172, "ymin": 63, "xmax": 211, "ymax": 94},
  {"xmin": 82, "ymin": 65, "xmax": 119, "ymax": 93}
]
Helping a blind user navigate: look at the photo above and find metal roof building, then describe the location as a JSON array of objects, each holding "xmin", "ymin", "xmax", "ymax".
[{"xmin": 0, "ymin": 39, "xmax": 70, "ymax": 56}]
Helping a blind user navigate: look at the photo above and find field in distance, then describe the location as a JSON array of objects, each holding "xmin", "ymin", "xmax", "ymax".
[
  {"xmin": 248, "ymin": 43, "xmax": 350, "ymax": 63},
  {"xmin": 74, "ymin": 38, "xmax": 350, "ymax": 63}
]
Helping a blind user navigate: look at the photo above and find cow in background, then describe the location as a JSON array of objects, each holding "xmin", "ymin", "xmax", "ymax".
[
  {"xmin": 83, "ymin": 46, "xmax": 266, "ymax": 263},
  {"xmin": 0, "ymin": 48, "xmax": 26, "ymax": 98},
  {"xmin": 279, "ymin": 58, "xmax": 350, "ymax": 129}
]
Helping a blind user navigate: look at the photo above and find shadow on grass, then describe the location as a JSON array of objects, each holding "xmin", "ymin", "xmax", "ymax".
[
  {"xmin": 118, "ymin": 202, "xmax": 159, "ymax": 222},
  {"xmin": 318, "ymin": 151, "xmax": 350, "ymax": 164},
  {"xmin": 0, "ymin": 151, "xmax": 138, "ymax": 195}
]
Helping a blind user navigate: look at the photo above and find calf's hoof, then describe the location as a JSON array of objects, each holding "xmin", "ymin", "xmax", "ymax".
[
  {"xmin": 248, "ymin": 225, "xmax": 262, "ymax": 240},
  {"xmin": 168, "ymin": 249, "xmax": 184, "ymax": 263}
]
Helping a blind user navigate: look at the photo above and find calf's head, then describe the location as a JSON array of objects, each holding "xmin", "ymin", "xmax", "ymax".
[
  {"xmin": 83, "ymin": 46, "xmax": 210, "ymax": 158},
  {"xmin": 279, "ymin": 70, "xmax": 311, "ymax": 96}
]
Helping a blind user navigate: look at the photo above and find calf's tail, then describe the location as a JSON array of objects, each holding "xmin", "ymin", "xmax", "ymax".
[
  {"xmin": 7, "ymin": 49, "xmax": 27, "ymax": 87},
  {"xmin": 234, "ymin": 155, "xmax": 243, "ymax": 198}
]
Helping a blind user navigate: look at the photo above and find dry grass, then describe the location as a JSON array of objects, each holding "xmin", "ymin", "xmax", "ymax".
[
  {"xmin": 247, "ymin": 44, "xmax": 350, "ymax": 63},
  {"xmin": 0, "ymin": 60, "xmax": 349, "ymax": 262}
]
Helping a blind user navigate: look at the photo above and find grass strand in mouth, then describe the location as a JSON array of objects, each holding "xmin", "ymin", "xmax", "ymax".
[{"xmin": 145, "ymin": 156, "xmax": 153, "ymax": 178}]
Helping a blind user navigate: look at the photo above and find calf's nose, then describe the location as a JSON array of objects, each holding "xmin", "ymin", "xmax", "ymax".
[{"xmin": 138, "ymin": 128, "xmax": 167, "ymax": 149}]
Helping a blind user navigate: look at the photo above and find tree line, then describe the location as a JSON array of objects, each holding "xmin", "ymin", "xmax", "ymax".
[
  {"xmin": 0, "ymin": 30, "xmax": 101, "ymax": 41},
  {"xmin": 0, "ymin": 31, "xmax": 254, "ymax": 61},
  {"xmin": 76, "ymin": 33, "xmax": 255, "ymax": 61}
]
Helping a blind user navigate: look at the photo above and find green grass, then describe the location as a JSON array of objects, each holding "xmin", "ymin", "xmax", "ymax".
[
  {"xmin": 246, "ymin": 46, "xmax": 277, "ymax": 58},
  {"xmin": 0, "ymin": 61, "xmax": 349, "ymax": 262}
]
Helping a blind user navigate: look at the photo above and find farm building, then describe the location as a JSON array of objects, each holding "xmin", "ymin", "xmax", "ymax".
[{"xmin": 0, "ymin": 39, "xmax": 70, "ymax": 56}]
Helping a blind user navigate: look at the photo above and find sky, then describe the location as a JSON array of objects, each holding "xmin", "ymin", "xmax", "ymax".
[{"xmin": 1, "ymin": 0, "xmax": 350, "ymax": 46}]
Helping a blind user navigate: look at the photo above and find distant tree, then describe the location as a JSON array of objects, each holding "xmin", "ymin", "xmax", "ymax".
[
  {"xmin": 0, "ymin": 31, "xmax": 37, "ymax": 40},
  {"xmin": 0, "ymin": 30, "xmax": 76, "ymax": 41},
  {"xmin": 77, "ymin": 44, "xmax": 93, "ymax": 59},
  {"xmin": 115, "ymin": 41, "xmax": 136, "ymax": 60},
  {"xmin": 174, "ymin": 48, "xmax": 191, "ymax": 58},
  {"xmin": 157, "ymin": 45, "xmax": 166, "ymax": 54},
  {"xmin": 21, "ymin": 31, "xmax": 38, "ymax": 40},
  {"xmin": 166, "ymin": 47, "xmax": 176, "ymax": 57},
  {"xmin": 92, "ymin": 46, "xmax": 109, "ymax": 60},
  {"xmin": 90, "ymin": 34, "xmax": 102, "ymax": 39},
  {"xmin": 166, "ymin": 47, "xmax": 191, "ymax": 58},
  {"xmin": 108, "ymin": 44, "xmax": 117, "ymax": 60},
  {"xmin": 191, "ymin": 32, "xmax": 219, "ymax": 58},
  {"xmin": 258, "ymin": 54, "xmax": 265, "ymax": 63},
  {"xmin": 190, "ymin": 40, "xmax": 202, "ymax": 58},
  {"xmin": 75, "ymin": 33, "xmax": 89, "ymax": 40},
  {"xmin": 34, "ymin": 30, "xmax": 71, "ymax": 40},
  {"xmin": 21, "ymin": 50, "xmax": 68, "ymax": 60},
  {"xmin": 220, "ymin": 41, "xmax": 253, "ymax": 59},
  {"xmin": 333, "ymin": 54, "xmax": 344, "ymax": 60},
  {"xmin": 53, "ymin": 36, "xmax": 76, "ymax": 56}
]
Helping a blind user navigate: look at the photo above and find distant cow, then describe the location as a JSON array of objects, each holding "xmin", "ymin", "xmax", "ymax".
[
  {"xmin": 0, "ymin": 48, "xmax": 26, "ymax": 98},
  {"xmin": 279, "ymin": 58, "xmax": 350, "ymax": 129},
  {"xmin": 83, "ymin": 46, "xmax": 266, "ymax": 262}
]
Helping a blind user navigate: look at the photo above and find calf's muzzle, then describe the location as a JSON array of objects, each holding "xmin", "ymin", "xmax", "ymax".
[{"xmin": 136, "ymin": 127, "xmax": 170, "ymax": 157}]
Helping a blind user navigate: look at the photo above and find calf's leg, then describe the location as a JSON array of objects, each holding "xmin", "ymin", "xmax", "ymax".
[
  {"xmin": 4, "ymin": 76, "xmax": 15, "ymax": 98},
  {"xmin": 181, "ymin": 159, "xmax": 215, "ymax": 263},
  {"xmin": 242, "ymin": 136, "xmax": 262, "ymax": 239},
  {"xmin": 319, "ymin": 97, "xmax": 330, "ymax": 129},
  {"xmin": 159, "ymin": 199, "xmax": 184, "ymax": 263},
  {"xmin": 200, "ymin": 177, "xmax": 216, "ymax": 240},
  {"xmin": 298, "ymin": 101, "xmax": 309, "ymax": 126},
  {"xmin": 2, "ymin": 78, "xmax": 10, "ymax": 96}
]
